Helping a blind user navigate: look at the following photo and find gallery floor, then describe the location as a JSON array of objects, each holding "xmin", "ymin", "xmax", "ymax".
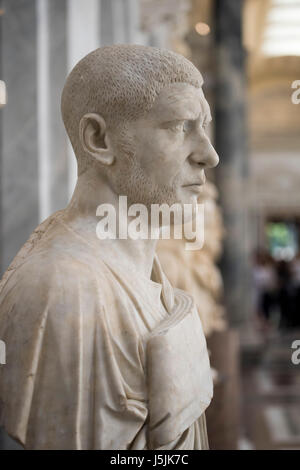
[{"xmin": 241, "ymin": 330, "xmax": 300, "ymax": 450}]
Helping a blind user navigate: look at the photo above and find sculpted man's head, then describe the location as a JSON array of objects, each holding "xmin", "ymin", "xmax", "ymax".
[{"xmin": 61, "ymin": 44, "xmax": 219, "ymax": 208}]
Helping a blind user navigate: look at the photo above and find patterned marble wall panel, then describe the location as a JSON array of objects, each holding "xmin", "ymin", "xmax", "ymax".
[{"xmin": 1, "ymin": 0, "xmax": 39, "ymax": 272}]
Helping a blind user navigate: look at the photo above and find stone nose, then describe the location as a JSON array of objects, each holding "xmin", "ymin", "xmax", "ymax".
[{"xmin": 188, "ymin": 132, "xmax": 219, "ymax": 169}]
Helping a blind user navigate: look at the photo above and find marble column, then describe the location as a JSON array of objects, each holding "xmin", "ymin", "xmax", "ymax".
[
  {"xmin": 0, "ymin": 0, "xmax": 25, "ymax": 450},
  {"xmin": 37, "ymin": 0, "xmax": 69, "ymax": 218},
  {"xmin": 0, "ymin": 0, "xmax": 70, "ymax": 272},
  {"xmin": 100, "ymin": 0, "xmax": 114, "ymax": 45},
  {"xmin": 0, "ymin": 0, "xmax": 3, "ymax": 273},
  {"xmin": 214, "ymin": 0, "xmax": 250, "ymax": 325},
  {"xmin": 1, "ymin": 0, "xmax": 39, "ymax": 272},
  {"xmin": 100, "ymin": 0, "xmax": 143, "ymax": 46},
  {"xmin": 66, "ymin": 0, "xmax": 101, "ymax": 196},
  {"xmin": 0, "ymin": 5, "xmax": 24, "ymax": 449}
]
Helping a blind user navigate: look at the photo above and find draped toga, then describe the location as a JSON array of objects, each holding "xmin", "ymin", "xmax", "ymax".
[{"xmin": 0, "ymin": 211, "xmax": 213, "ymax": 449}]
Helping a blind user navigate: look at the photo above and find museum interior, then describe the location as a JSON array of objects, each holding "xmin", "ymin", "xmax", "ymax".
[{"xmin": 0, "ymin": 0, "xmax": 300, "ymax": 450}]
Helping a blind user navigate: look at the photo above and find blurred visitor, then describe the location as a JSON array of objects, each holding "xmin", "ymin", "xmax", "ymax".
[
  {"xmin": 290, "ymin": 253, "xmax": 300, "ymax": 328},
  {"xmin": 277, "ymin": 259, "xmax": 294, "ymax": 329},
  {"xmin": 252, "ymin": 251, "xmax": 278, "ymax": 328}
]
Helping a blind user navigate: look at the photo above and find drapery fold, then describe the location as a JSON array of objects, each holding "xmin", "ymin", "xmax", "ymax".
[{"xmin": 0, "ymin": 214, "xmax": 212, "ymax": 449}]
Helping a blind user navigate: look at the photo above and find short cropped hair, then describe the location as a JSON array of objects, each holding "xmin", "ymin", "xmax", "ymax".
[{"xmin": 61, "ymin": 44, "xmax": 203, "ymax": 173}]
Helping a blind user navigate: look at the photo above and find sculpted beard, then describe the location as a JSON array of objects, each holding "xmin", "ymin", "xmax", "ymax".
[{"xmin": 106, "ymin": 122, "xmax": 183, "ymax": 209}]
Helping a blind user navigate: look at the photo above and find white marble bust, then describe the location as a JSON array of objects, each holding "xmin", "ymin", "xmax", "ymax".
[{"xmin": 0, "ymin": 45, "xmax": 218, "ymax": 450}]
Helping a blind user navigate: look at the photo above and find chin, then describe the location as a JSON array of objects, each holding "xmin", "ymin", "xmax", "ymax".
[{"xmin": 175, "ymin": 191, "xmax": 197, "ymax": 206}]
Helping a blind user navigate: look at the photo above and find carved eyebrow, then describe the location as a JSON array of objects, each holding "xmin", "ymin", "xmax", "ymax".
[
  {"xmin": 163, "ymin": 115, "xmax": 197, "ymax": 123},
  {"xmin": 161, "ymin": 98, "xmax": 202, "ymax": 117},
  {"xmin": 161, "ymin": 108, "xmax": 201, "ymax": 122},
  {"xmin": 161, "ymin": 111, "xmax": 212, "ymax": 127},
  {"xmin": 201, "ymin": 101, "xmax": 212, "ymax": 121},
  {"xmin": 157, "ymin": 96, "xmax": 211, "ymax": 123},
  {"xmin": 160, "ymin": 117, "xmax": 195, "ymax": 129},
  {"xmin": 160, "ymin": 119, "xmax": 184, "ymax": 128},
  {"xmin": 203, "ymin": 114, "xmax": 212, "ymax": 124}
]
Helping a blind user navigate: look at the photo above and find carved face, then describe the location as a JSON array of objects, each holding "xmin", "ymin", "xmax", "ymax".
[{"xmin": 107, "ymin": 82, "xmax": 219, "ymax": 208}]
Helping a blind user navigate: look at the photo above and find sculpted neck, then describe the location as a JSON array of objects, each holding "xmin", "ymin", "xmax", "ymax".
[{"xmin": 64, "ymin": 168, "xmax": 158, "ymax": 281}]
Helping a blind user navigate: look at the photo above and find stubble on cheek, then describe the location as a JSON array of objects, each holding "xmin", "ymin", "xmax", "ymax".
[
  {"xmin": 108, "ymin": 127, "xmax": 184, "ymax": 207},
  {"xmin": 117, "ymin": 158, "xmax": 181, "ymax": 207}
]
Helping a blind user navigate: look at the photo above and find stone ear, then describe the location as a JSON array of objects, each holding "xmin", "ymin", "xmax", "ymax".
[{"xmin": 79, "ymin": 113, "xmax": 114, "ymax": 165}]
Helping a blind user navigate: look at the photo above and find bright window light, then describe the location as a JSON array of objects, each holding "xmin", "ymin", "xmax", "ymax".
[
  {"xmin": 262, "ymin": 40, "xmax": 300, "ymax": 56},
  {"xmin": 272, "ymin": 0, "xmax": 300, "ymax": 6},
  {"xmin": 261, "ymin": 0, "xmax": 300, "ymax": 56},
  {"xmin": 267, "ymin": 7, "xmax": 300, "ymax": 23},
  {"xmin": 264, "ymin": 25, "xmax": 300, "ymax": 38}
]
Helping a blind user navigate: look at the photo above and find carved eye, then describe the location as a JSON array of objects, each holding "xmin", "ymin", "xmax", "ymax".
[
  {"xmin": 172, "ymin": 120, "xmax": 190, "ymax": 133},
  {"xmin": 171, "ymin": 122, "xmax": 184, "ymax": 132},
  {"xmin": 165, "ymin": 120, "xmax": 192, "ymax": 134},
  {"xmin": 183, "ymin": 120, "xmax": 190, "ymax": 132},
  {"xmin": 202, "ymin": 119, "xmax": 211, "ymax": 131}
]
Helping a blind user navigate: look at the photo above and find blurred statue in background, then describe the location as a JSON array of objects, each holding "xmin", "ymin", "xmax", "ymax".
[
  {"xmin": 157, "ymin": 181, "xmax": 225, "ymax": 338},
  {"xmin": 0, "ymin": 45, "xmax": 219, "ymax": 450}
]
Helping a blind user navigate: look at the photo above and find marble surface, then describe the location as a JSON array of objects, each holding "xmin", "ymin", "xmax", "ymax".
[
  {"xmin": 1, "ymin": 0, "xmax": 70, "ymax": 273},
  {"xmin": 1, "ymin": 0, "xmax": 39, "ymax": 272},
  {"xmin": 47, "ymin": 0, "xmax": 69, "ymax": 214},
  {"xmin": 0, "ymin": 44, "xmax": 217, "ymax": 449}
]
